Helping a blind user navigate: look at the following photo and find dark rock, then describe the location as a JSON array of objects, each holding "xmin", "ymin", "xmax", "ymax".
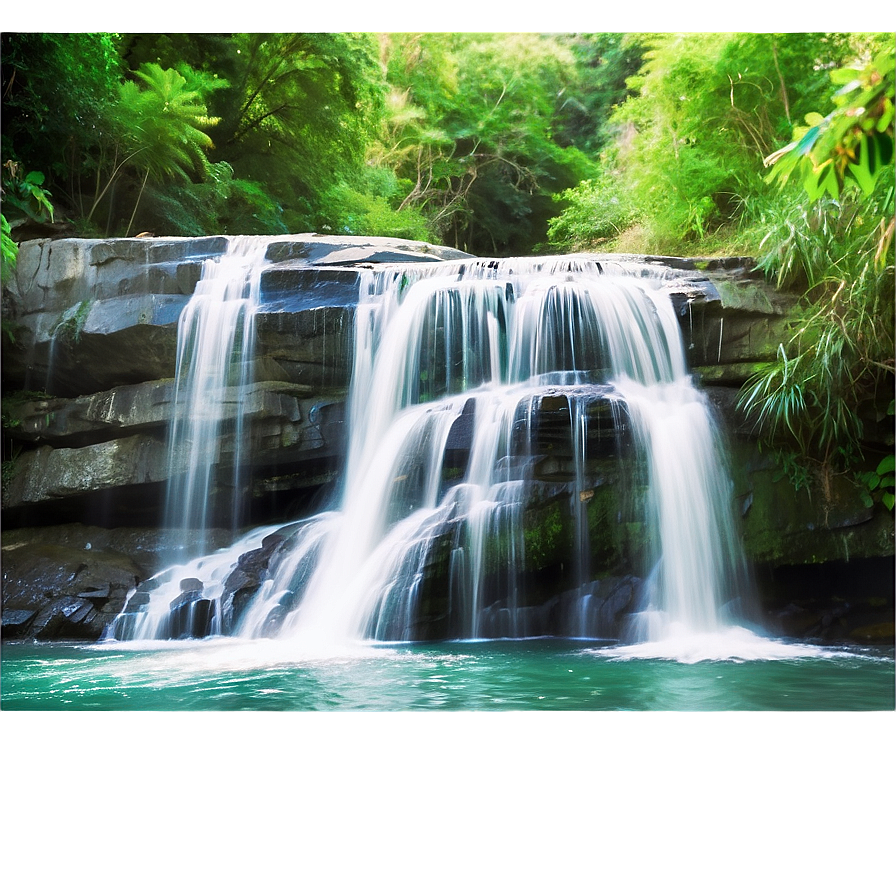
[
  {"xmin": 30, "ymin": 597, "xmax": 103, "ymax": 640},
  {"xmin": 221, "ymin": 527, "xmax": 296, "ymax": 630},
  {"xmin": 0, "ymin": 523, "xmax": 232, "ymax": 573},
  {"xmin": 165, "ymin": 595, "xmax": 214, "ymax": 639},
  {"xmin": 1, "ymin": 537, "xmax": 144, "ymax": 640},
  {"xmin": 3, "ymin": 434, "xmax": 170, "ymax": 509},
  {"xmin": 1, "ymin": 609, "xmax": 38, "ymax": 638},
  {"xmin": 263, "ymin": 235, "xmax": 472, "ymax": 266},
  {"xmin": 126, "ymin": 591, "xmax": 152, "ymax": 611}
]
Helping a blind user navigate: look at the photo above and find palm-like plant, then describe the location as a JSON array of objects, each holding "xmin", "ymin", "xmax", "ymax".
[{"xmin": 87, "ymin": 63, "xmax": 221, "ymax": 234}]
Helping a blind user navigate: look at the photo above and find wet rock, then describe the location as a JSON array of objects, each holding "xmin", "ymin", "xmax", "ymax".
[
  {"xmin": 1, "ymin": 537, "xmax": 144, "ymax": 640},
  {"xmin": 263, "ymin": 235, "xmax": 472, "ymax": 266},
  {"xmin": 848, "ymin": 622, "xmax": 896, "ymax": 644},
  {"xmin": 557, "ymin": 576, "xmax": 640, "ymax": 639},
  {"xmin": 178, "ymin": 578, "xmax": 204, "ymax": 594},
  {"xmin": 126, "ymin": 591, "xmax": 152, "ymax": 611},
  {"xmin": 31, "ymin": 597, "xmax": 103, "ymax": 640},
  {"xmin": 165, "ymin": 594, "xmax": 214, "ymax": 639},
  {"xmin": 0, "ymin": 523, "xmax": 232, "ymax": 573},
  {"xmin": 5, "ymin": 236, "xmax": 462, "ymax": 397},
  {"xmin": 3, "ymin": 434, "xmax": 170, "ymax": 508},
  {"xmin": 4, "ymin": 381, "xmax": 176, "ymax": 447},
  {"xmin": 1, "ymin": 609, "xmax": 38, "ymax": 638},
  {"xmin": 730, "ymin": 441, "xmax": 893, "ymax": 567},
  {"xmin": 222, "ymin": 528, "xmax": 294, "ymax": 630}
]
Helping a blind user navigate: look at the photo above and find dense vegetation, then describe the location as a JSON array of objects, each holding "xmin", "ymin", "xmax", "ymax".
[
  {"xmin": 1, "ymin": 32, "xmax": 641, "ymax": 254},
  {"xmin": 2, "ymin": 31, "xmax": 893, "ymax": 488}
]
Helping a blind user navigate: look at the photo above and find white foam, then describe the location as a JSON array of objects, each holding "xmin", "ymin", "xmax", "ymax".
[{"xmin": 588, "ymin": 625, "xmax": 866, "ymax": 664}]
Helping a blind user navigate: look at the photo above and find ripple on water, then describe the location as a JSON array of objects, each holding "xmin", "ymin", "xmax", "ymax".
[{"xmin": 2, "ymin": 637, "xmax": 892, "ymax": 711}]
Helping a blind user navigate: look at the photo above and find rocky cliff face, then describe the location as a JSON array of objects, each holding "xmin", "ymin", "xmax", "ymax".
[{"xmin": 2, "ymin": 235, "xmax": 892, "ymax": 643}]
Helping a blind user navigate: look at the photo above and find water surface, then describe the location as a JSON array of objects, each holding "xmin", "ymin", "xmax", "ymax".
[{"xmin": 2, "ymin": 637, "xmax": 892, "ymax": 711}]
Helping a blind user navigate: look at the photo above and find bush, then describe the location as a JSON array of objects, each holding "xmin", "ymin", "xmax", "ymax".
[{"xmin": 546, "ymin": 175, "xmax": 634, "ymax": 251}]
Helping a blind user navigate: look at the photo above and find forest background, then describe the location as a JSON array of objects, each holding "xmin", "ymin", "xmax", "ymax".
[{"xmin": 1, "ymin": 30, "xmax": 894, "ymax": 483}]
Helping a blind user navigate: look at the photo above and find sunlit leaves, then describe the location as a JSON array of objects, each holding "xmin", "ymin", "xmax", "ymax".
[
  {"xmin": 116, "ymin": 63, "xmax": 220, "ymax": 182},
  {"xmin": 765, "ymin": 47, "xmax": 895, "ymax": 200}
]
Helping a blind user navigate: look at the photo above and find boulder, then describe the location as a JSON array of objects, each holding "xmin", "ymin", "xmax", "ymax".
[
  {"xmin": 3, "ymin": 434, "xmax": 170, "ymax": 507},
  {"xmin": 221, "ymin": 524, "xmax": 305, "ymax": 631}
]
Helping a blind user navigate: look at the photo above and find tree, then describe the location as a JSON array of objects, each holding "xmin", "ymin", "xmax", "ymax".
[
  {"xmin": 375, "ymin": 32, "xmax": 595, "ymax": 255},
  {"xmin": 553, "ymin": 33, "xmax": 647, "ymax": 154},
  {"xmin": 1, "ymin": 33, "xmax": 122, "ymax": 223},
  {"xmin": 112, "ymin": 63, "xmax": 221, "ymax": 234},
  {"xmin": 203, "ymin": 33, "xmax": 386, "ymax": 232}
]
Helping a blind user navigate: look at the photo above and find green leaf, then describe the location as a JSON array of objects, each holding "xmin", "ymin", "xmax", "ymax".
[
  {"xmin": 877, "ymin": 454, "xmax": 895, "ymax": 475},
  {"xmin": 847, "ymin": 135, "xmax": 876, "ymax": 193},
  {"xmin": 804, "ymin": 160, "xmax": 839, "ymax": 200},
  {"xmin": 883, "ymin": 493, "xmax": 895, "ymax": 512},
  {"xmin": 830, "ymin": 67, "xmax": 861, "ymax": 86}
]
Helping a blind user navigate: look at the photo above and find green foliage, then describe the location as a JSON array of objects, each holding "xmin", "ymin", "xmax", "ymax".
[
  {"xmin": 319, "ymin": 173, "xmax": 435, "ymax": 243},
  {"xmin": 377, "ymin": 33, "xmax": 596, "ymax": 255},
  {"xmin": 546, "ymin": 174, "xmax": 634, "ymax": 250},
  {"xmin": 206, "ymin": 33, "xmax": 386, "ymax": 232},
  {"xmin": 116, "ymin": 63, "xmax": 220, "ymax": 183},
  {"xmin": 1, "ymin": 32, "xmax": 123, "ymax": 185},
  {"xmin": 1, "ymin": 213, "xmax": 17, "ymax": 287},
  {"xmin": 765, "ymin": 47, "xmax": 895, "ymax": 201},
  {"xmin": 1, "ymin": 163, "xmax": 55, "ymax": 224},
  {"xmin": 553, "ymin": 34, "xmax": 647, "ymax": 154},
  {"xmin": 90, "ymin": 62, "xmax": 223, "ymax": 234},
  {"xmin": 53, "ymin": 298, "xmax": 93, "ymax": 345},
  {"xmin": 770, "ymin": 446, "xmax": 813, "ymax": 495},
  {"xmin": 140, "ymin": 162, "xmax": 287, "ymax": 236},
  {"xmin": 858, "ymin": 453, "xmax": 896, "ymax": 511},
  {"xmin": 548, "ymin": 33, "xmax": 854, "ymax": 253},
  {"xmin": 737, "ymin": 39, "xmax": 895, "ymax": 472}
]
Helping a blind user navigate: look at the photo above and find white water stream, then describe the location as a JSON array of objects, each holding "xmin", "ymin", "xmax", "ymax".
[{"xmin": 163, "ymin": 236, "xmax": 270, "ymax": 555}]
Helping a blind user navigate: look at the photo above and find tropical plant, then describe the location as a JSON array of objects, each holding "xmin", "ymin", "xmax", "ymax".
[
  {"xmin": 85, "ymin": 62, "xmax": 222, "ymax": 234},
  {"xmin": 738, "ymin": 42, "xmax": 895, "ymax": 482},
  {"xmin": 1, "ymin": 162, "xmax": 55, "ymax": 224},
  {"xmin": 549, "ymin": 33, "xmax": 854, "ymax": 254}
]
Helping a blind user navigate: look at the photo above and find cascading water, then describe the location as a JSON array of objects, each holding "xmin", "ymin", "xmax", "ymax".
[
  {"xmin": 164, "ymin": 235, "xmax": 269, "ymax": 554},
  {"xmin": 108, "ymin": 250, "xmax": 753, "ymax": 651},
  {"xmin": 108, "ymin": 236, "xmax": 271, "ymax": 640}
]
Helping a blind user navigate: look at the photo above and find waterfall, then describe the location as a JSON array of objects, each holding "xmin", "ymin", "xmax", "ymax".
[
  {"xmin": 107, "ymin": 250, "xmax": 752, "ymax": 648},
  {"xmin": 107, "ymin": 236, "xmax": 271, "ymax": 641},
  {"xmin": 163, "ymin": 236, "xmax": 269, "ymax": 556}
]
